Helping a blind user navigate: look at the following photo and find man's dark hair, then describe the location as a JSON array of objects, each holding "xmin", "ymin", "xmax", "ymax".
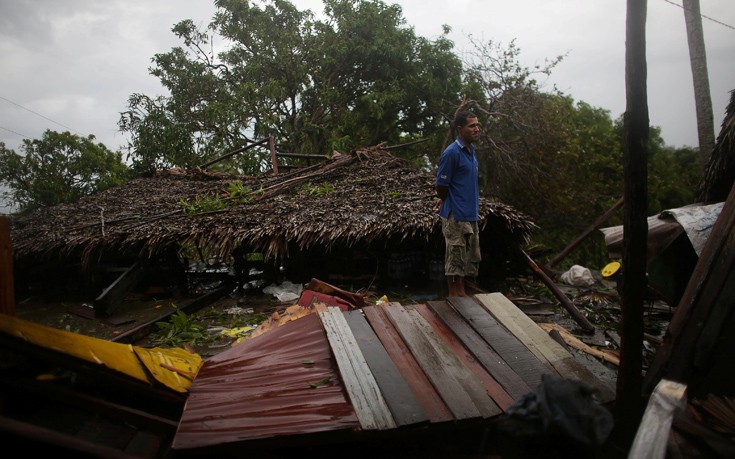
[{"xmin": 453, "ymin": 110, "xmax": 477, "ymax": 129}]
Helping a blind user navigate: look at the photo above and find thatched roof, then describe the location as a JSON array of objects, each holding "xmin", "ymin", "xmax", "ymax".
[
  {"xmin": 697, "ymin": 88, "xmax": 735, "ymax": 203},
  {"xmin": 9, "ymin": 146, "xmax": 536, "ymax": 269}
]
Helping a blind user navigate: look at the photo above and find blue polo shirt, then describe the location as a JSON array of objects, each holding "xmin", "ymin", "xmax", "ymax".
[{"xmin": 435, "ymin": 138, "xmax": 479, "ymax": 221}]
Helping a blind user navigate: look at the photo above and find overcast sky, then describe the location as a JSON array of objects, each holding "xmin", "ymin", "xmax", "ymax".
[{"xmin": 0, "ymin": 0, "xmax": 733, "ymax": 157}]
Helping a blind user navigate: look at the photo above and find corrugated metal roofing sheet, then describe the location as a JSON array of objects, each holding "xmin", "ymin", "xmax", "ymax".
[
  {"xmin": 174, "ymin": 293, "xmax": 615, "ymax": 453},
  {"xmin": 173, "ymin": 312, "xmax": 358, "ymax": 450}
]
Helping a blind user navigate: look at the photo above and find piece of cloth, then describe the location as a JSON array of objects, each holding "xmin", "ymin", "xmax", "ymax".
[
  {"xmin": 435, "ymin": 138, "xmax": 479, "ymax": 221},
  {"xmin": 506, "ymin": 374, "xmax": 614, "ymax": 448},
  {"xmin": 442, "ymin": 215, "xmax": 481, "ymax": 277}
]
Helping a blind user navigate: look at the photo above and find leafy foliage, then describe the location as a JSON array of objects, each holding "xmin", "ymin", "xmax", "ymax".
[
  {"xmin": 455, "ymin": 39, "xmax": 702, "ymax": 268},
  {"xmin": 179, "ymin": 194, "xmax": 228, "ymax": 215},
  {"xmin": 0, "ymin": 130, "xmax": 132, "ymax": 213},
  {"xmin": 302, "ymin": 181, "xmax": 334, "ymax": 196},
  {"xmin": 118, "ymin": 0, "xmax": 463, "ymax": 174},
  {"xmin": 154, "ymin": 309, "xmax": 210, "ymax": 347},
  {"xmin": 178, "ymin": 179, "xmax": 265, "ymax": 215}
]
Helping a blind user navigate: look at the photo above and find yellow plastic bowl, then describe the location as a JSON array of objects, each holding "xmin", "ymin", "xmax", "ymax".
[{"xmin": 601, "ymin": 261, "xmax": 621, "ymax": 277}]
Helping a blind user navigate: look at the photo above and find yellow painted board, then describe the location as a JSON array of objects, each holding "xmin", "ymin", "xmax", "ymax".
[
  {"xmin": 1, "ymin": 314, "xmax": 201, "ymax": 393},
  {"xmin": 134, "ymin": 346, "xmax": 202, "ymax": 392}
]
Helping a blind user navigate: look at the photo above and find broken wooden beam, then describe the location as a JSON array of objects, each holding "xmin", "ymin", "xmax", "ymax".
[
  {"xmin": 93, "ymin": 262, "xmax": 143, "ymax": 317},
  {"xmin": 521, "ymin": 249, "xmax": 595, "ymax": 333},
  {"xmin": 546, "ymin": 196, "xmax": 624, "ymax": 270},
  {"xmin": 111, "ymin": 284, "xmax": 232, "ymax": 344},
  {"xmin": 199, "ymin": 137, "xmax": 270, "ymax": 170},
  {"xmin": 628, "ymin": 379, "xmax": 687, "ymax": 459}
]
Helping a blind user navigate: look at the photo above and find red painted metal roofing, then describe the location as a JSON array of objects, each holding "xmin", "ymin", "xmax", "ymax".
[{"xmin": 173, "ymin": 312, "xmax": 358, "ymax": 451}]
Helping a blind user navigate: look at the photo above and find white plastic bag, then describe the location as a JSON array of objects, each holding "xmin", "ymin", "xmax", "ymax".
[
  {"xmin": 262, "ymin": 280, "xmax": 303, "ymax": 302},
  {"xmin": 560, "ymin": 265, "xmax": 596, "ymax": 287}
]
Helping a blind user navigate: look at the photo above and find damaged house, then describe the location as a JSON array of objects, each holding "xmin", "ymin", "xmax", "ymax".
[{"xmin": 7, "ymin": 145, "xmax": 536, "ymax": 316}]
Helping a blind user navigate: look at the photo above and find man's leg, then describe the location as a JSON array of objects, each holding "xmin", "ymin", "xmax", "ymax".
[
  {"xmin": 447, "ymin": 275, "xmax": 467, "ymax": 297},
  {"xmin": 442, "ymin": 216, "xmax": 472, "ymax": 298},
  {"xmin": 456, "ymin": 275, "xmax": 467, "ymax": 296}
]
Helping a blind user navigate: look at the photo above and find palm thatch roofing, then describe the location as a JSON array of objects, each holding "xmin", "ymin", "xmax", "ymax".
[{"xmin": 9, "ymin": 146, "xmax": 536, "ymax": 271}]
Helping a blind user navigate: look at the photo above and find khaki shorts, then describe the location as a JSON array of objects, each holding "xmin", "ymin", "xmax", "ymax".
[{"xmin": 442, "ymin": 215, "xmax": 481, "ymax": 277}]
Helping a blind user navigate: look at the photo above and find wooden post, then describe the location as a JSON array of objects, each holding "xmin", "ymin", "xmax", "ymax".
[
  {"xmin": 268, "ymin": 136, "xmax": 278, "ymax": 175},
  {"xmin": 616, "ymin": 0, "xmax": 650, "ymax": 447},
  {"xmin": 1, "ymin": 216, "xmax": 16, "ymax": 315}
]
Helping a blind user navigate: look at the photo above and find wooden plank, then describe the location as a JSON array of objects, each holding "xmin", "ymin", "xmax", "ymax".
[
  {"xmin": 475, "ymin": 293, "xmax": 569, "ymax": 364},
  {"xmin": 362, "ymin": 305, "xmax": 453, "ymax": 423},
  {"xmin": 426, "ymin": 300, "xmax": 531, "ymax": 400},
  {"xmin": 413, "ymin": 303, "xmax": 510, "ymax": 413},
  {"xmin": 629, "ymin": 379, "xmax": 687, "ymax": 459},
  {"xmin": 448, "ymin": 296, "xmax": 552, "ymax": 389},
  {"xmin": 344, "ymin": 309, "xmax": 429, "ymax": 427},
  {"xmin": 382, "ymin": 303, "xmax": 481, "ymax": 420},
  {"xmin": 404, "ymin": 306, "xmax": 499, "ymax": 418},
  {"xmin": 111, "ymin": 285, "xmax": 231, "ymax": 344},
  {"xmin": 319, "ymin": 307, "xmax": 396, "ymax": 430},
  {"xmin": 477, "ymin": 293, "xmax": 616, "ymax": 403},
  {"xmin": 0, "ymin": 415, "xmax": 141, "ymax": 459}
]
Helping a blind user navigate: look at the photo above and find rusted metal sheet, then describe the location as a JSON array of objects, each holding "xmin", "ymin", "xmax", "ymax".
[{"xmin": 173, "ymin": 312, "xmax": 358, "ymax": 452}]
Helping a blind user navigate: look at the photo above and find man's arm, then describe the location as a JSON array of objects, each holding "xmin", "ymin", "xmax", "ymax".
[
  {"xmin": 435, "ymin": 185, "xmax": 448, "ymax": 200},
  {"xmin": 434, "ymin": 185, "xmax": 448, "ymax": 213}
]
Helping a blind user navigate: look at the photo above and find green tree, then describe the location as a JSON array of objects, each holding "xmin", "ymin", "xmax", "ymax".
[
  {"xmin": 119, "ymin": 0, "xmax": 463, "ymax": 174},
  {"xmin": 614, "ymin": 120, "xmax": 701, "ymax": 213},
  {"xmin": 648, "ymin": 145, "xmax": 699, "ymax": 212},
  {"xmin": 0, "ymin": 130, "xmax": 131, "ymax": 213}
]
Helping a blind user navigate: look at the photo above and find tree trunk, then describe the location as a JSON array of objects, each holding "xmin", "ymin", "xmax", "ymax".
[
  {"xmin": 683, "ymin": 0, "xmax": 715, "ymax": 164},
  {"xmin": 616, "ymin": 0, "xmax": 649, "ymax": 449}
]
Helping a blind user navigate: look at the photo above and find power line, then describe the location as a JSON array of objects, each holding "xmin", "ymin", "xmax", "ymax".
[
  {"xmin": 0, "ymin": 124, "xmax": 31, "ymax": 140},
  {"xmin": 662, "ymin": 0, "xmax": 735, "ymax": 31},
  {"xmin": 0, "ymin": 95, "xmax": 81, "ymax": 135}
]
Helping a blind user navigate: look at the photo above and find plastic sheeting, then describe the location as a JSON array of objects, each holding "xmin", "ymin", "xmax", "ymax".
[{"xmin": 599, "ymin": 202, "xmax": 723, "ymax": 261}]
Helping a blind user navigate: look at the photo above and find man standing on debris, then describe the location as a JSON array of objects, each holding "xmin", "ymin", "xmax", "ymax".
[{"xmin": 435, "ymin": 109, "xmax": 482, "ymax": 297}]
